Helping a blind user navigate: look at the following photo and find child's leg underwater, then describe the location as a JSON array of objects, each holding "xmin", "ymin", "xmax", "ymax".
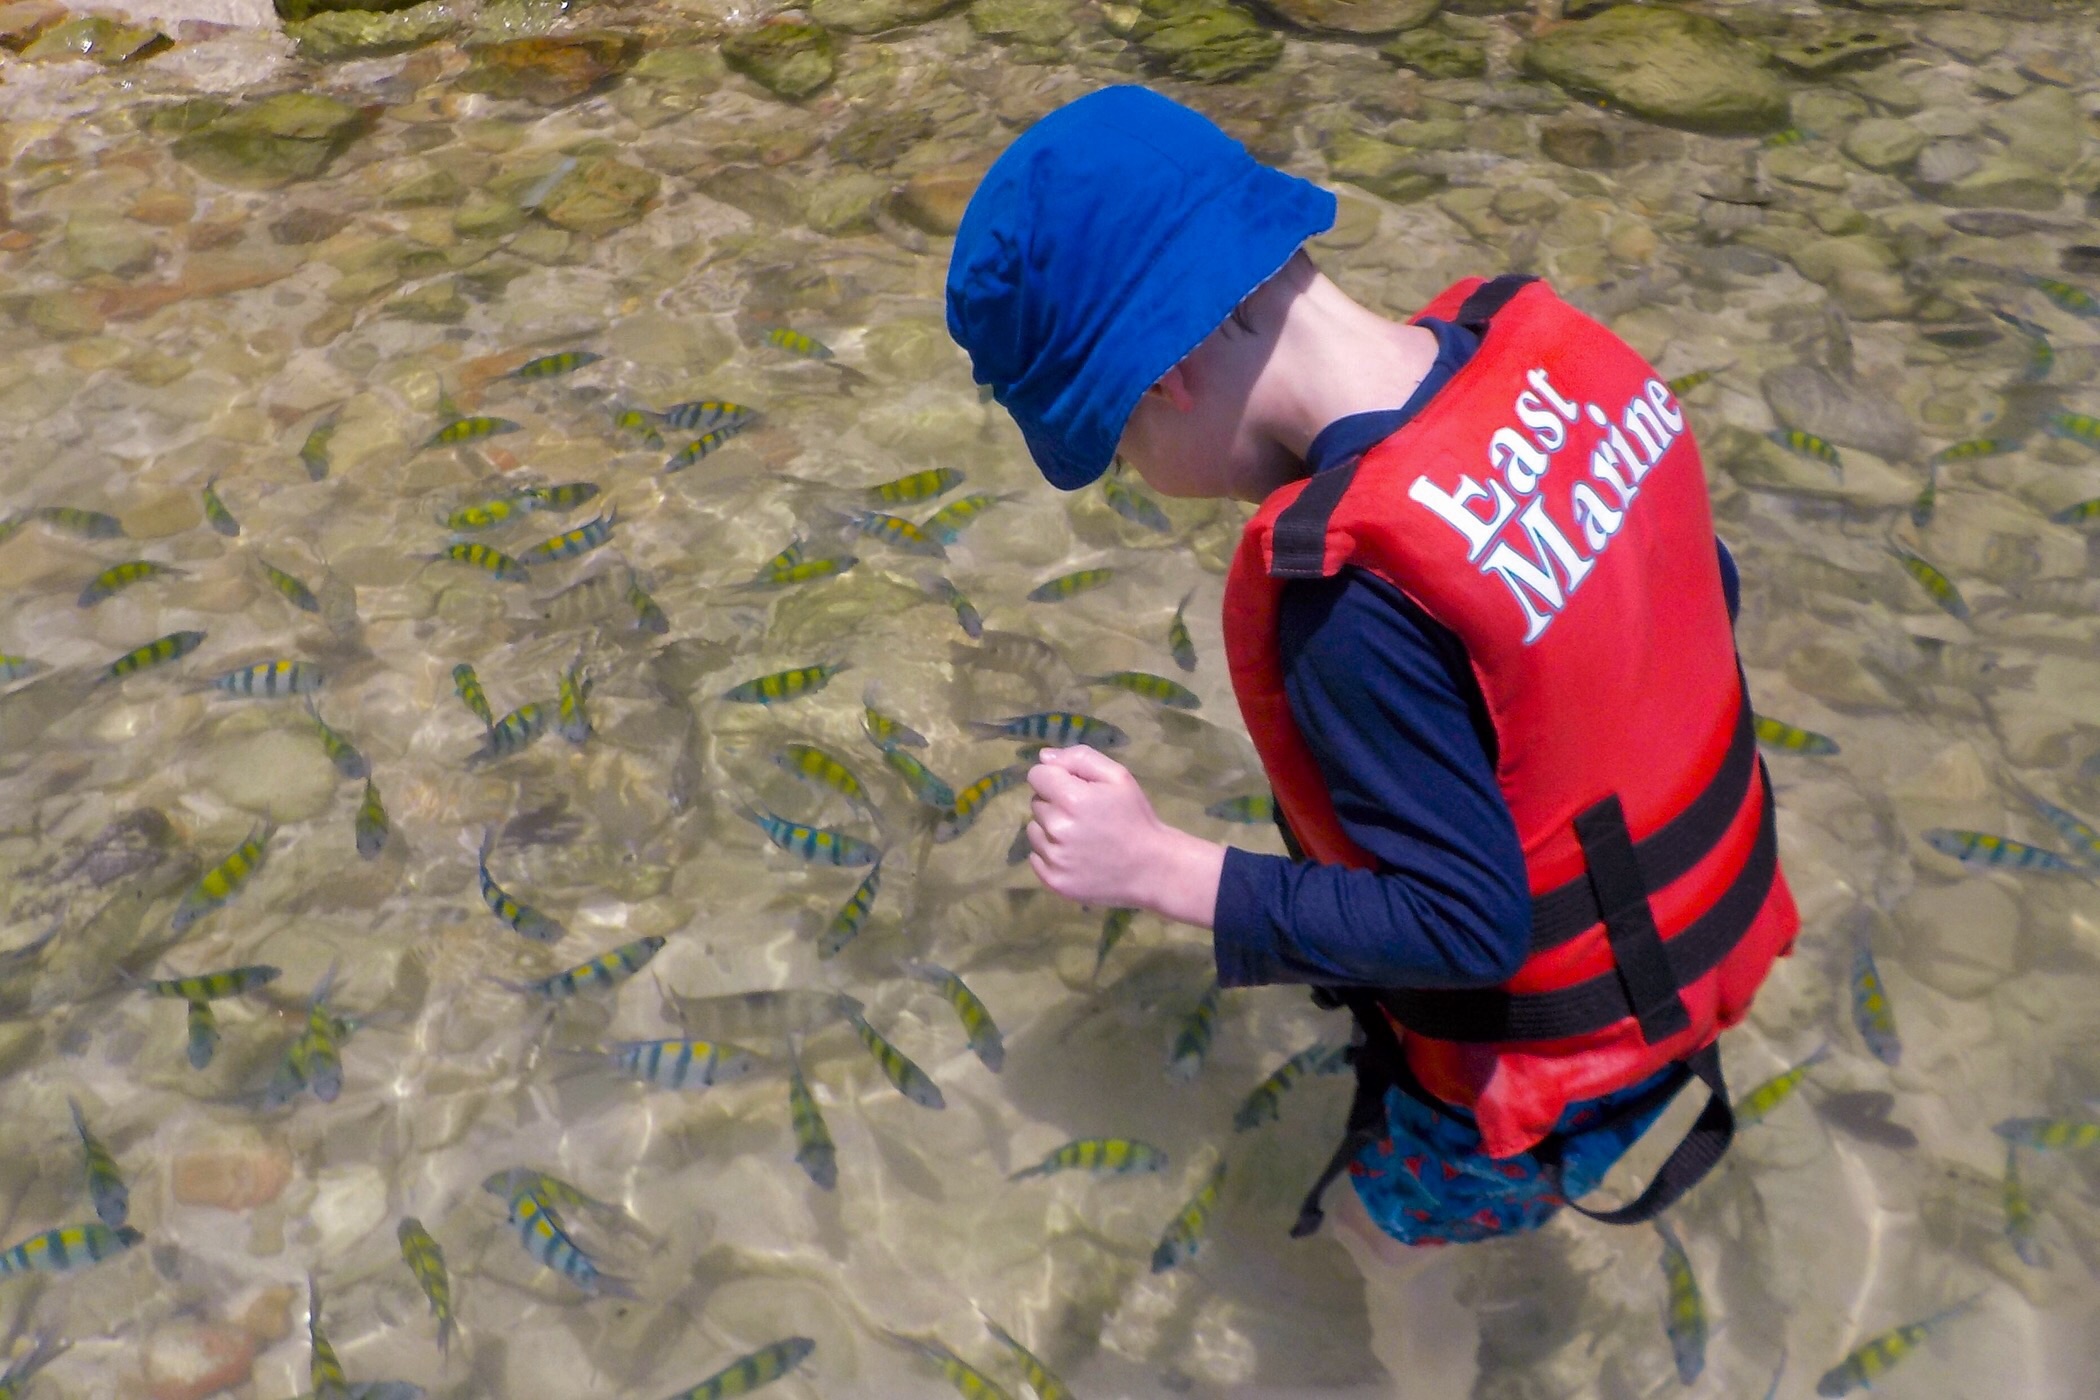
[{"xmin": 1332, "ymin": 1187, "xmax": 1482, "ymax": 1392}]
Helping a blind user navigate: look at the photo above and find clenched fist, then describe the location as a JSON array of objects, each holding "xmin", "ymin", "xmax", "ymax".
[{"xmin": 1023, "ymin": 745, "xmax": 1225, "ymax": 928}]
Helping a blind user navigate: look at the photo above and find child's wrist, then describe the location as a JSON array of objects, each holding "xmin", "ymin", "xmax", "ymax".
[{"xmin": 1145, "ymin": 826, "xmax": 1225, "ymax": 930}]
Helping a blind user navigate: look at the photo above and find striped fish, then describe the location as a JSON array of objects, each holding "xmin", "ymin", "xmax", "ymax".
[
  {"xmin": 480, "ymin": 1169, "xmax": 632, "ymax": 1228},
  {"xmin": 299, "ymin": 413, "xmax": 338, "ymax": 481},
  {"xmin": 1815, "ymin": 1298, "xmax": 1979, "ymax": 1397},
  {"xmin": 663, "ymin": 426, "xmax": 750, "ymax": 472},
  {"xmin": 921, "ymin": 491, "xmax": 1010, "ymax": 545},
  {"xmin": 1094, "ymin": 907, "xmax": 1136, "ymax": 983},
  {"xmin": 1928, "ymin": 437, "xmax": 2017, "ymax": 466},
  {"xmin": 0, "ymin": 1333, "xmax": 66, "ymax": 1399},
  {"xmin": 1664, "ymin": 369, "xmax": 1718, "ymax": 394},
  {"xmin": 1009, "ymin": 1136, "xmax": 1167, "ymax": 1182},
  {"xmin": 422, "ymin": 416, "xmax": 521, "ymax": 449},
  {"xmin": 1733, "ymin": 1044, "xmax": 1830, "ymax": 1128},
  {"xmin": 452, "ymin": 663, "xmax": 494, "ymax": 729},
  {"xmin": 307, "ymin": 701, "xmax": 368, "ymax": 779},
  {"xmin": 738, "ymin": 805, "xmax": 880, "ymax": 867},
  {"xmin": 967, "ymin": 711, "xmax": 1127, "ymax": 751},
  {"xmin": 282, "ymin": 966, "xmax": 348, "ymax": 1105},
  {"xmin": 606, "ymin": 1038, "xmax": 758, "ymax": 1090},
  {"xmin": 659, "ymin": 1338, "xmax": 816, "ymax": 1400},
  {"xmin": 1656, "ymin": 1219, "xmax": 1707, "ymax": 1384},
  {"xmin": 259, "ymin": 559, "xmax": 321, "ymax": 613},
  {"xmin": 1234, "ymin": 1042, "xmax": 1348, "ymax": 1131},
  {"xmin": 741, "ymin": 554, "xmax": 856, "ymax": 589},
  {"xmin": 212, "ymin": 659, "xmax": 323, "ymax": 697},
  {"xmin": 869, "ymin": 467, "xmax": 963, "ymax": 504},
  {"xmin": 774, "ymin": 743, "xmax": 874, "ymax": 813},
  {"xmin": 500, "ymin": 936, "xmax": 665, "ymax": 1000},
  {"xmin": 921, "ymin": 574, "xmax": 983, "ymax": 639},
  {"xmin": 469, "ymin": 702, "xmax": 550, "ymax": 766},
  {"xmin": 1987, "ymin": 307, "xmax": 2055, "ymax": 382},
  {"xmin": 892, "ymin": 1336, "xmax": 1013, "ymax": 1400},
  {"xmin": 2025, "ymin": 274, "xmax": 2098, "ymax": 318},
  {"xmin": 613, "ymin": 406, "xmax": 665, "ymax": 449},
  {"xmin": 1167, "ymin": 588, "xmax": 1197, "ymax": 671},
  {"xmin": 628, "ymin": 576, "xmax": 670, "ymax": 634},
  {"xmin": 761, "ymin": 326, "xmax": 832, "ymax": 359},
  {"xmin": 396, "ymin": 1218, "xmax": 455, "ymax": 1353},
  {"xmin": 356, "ymin": 780, "xmax": 389, "ymax": 860},
  {"xmin": 196, "ymin": 476, "xmax": 234, "ymax": 535},
  {"xmin": 1766, "ymin": 428, "xmax": 1843, "ymax": 475},
  {"xmin": 308, "ymin": 1277, "xmax": 351, "ymax": 1400},
  {"xmin": 981, "ymin": 1317, "xmax": 1072, "ymax": 1400},
  {"xmin": 1910, "ymin": 465, "xmax": 1936, "ymax": 528},
  {"xmin": 0, "ymin": 655, "xmax": 45, "ymax": 683},
  {"xmin": 185, "ymin": 1001, "xmax": 219, "ymax": 1070},
  {"xmin": 904, "ymin": 961, "xmax": 1003, "ymax": 1071},
  {"xmin": 1993, "ymin": 1117, "xmax": 2100, "ymax": 1150},
  {"xmin": 1151, "ymin": 1160, "xmax": 1228, "ymax": 1272},
  {"xmin": 2045, "ymin": 411, "xmax": 2100, "ymax": 449},
  {"xmin": 2003, "ymin": 1144, "xmax": 2045, "ymax": 1268},
  {"xmin": 723, "ymin": 662, "xmax": 849, "ymax": 705},
  {"xmin": 507, "ymin": 1187, "xmax": 633, "ymax": 1297},
  {"xmin": 524, "ymin": 509, "xmax": 617, "ymax": 565},
  {"xmin": 1102, "ymin": 470, "xmax": 1171, "ymax": 533},
  {"xmin": 1166, "ymin": 981, "xmax": 1221, "ymax": 1083},
  {"xmin": 104, "ymin": 629, "xmax": 207, "ymax": 682},
  {"xmin": 656, "ymin": 400, "xmax": 758, "ymax": 434},
  {"xmin": 1850, "ymin": 925, "xmax": 1901, "ymax": 1067},
  {"xmin": 442, "ymin": 493, "xmax": 528, "ymax": 532},
  {"xmin": 1923, "ymin": 829, "xmax": 2081, "ymax": 872},
  {"xmin": 520, "ymin": 481, "xmax": 601, "ymax": 513},
  {"xmin": 1206, "ymin": 793, "xmax": 1276, "ymax": 824},
  {"xmin": 0, "ymin": 1221, "xmax": 141, "ymax": 1276},
  {"xmin": 839, "ymin": 997, "xmax": 944, "ymax": 1109},
  {"xmin": 132, "ymin": 962, "xmax": 282, "ymax": 1001},
  {"xmin": 78, "ymin": 559, "xmax": 184, "ymax": 608},
  {"xmin": 881, "ymin": 744, "xmax": 956, "ymax": 809},
  {"xmin": 1084, "ymin": 670, "xmax": 1200, "ymax": 709},
  {"xmin": 788, "ymin": 1051, "xmax": 837, "ymax": 1191},
  {"xmin": 36, "ymin": 505, "xmax": 124, "ymax": 538},
  {"xmin": 507, "ymin": 349, "xmax": 601, "ymax": 380},
  {"xmin": 933, "ymin": 766, "xmax": 1029, "ymax": 844},
  {"xmin": 1027, "ymin": 567, "xmax": 1114, "ymax": 603},
  {"xmin": 819, "ymin": 863, "xmax": 883, "ymax": 960},
  {"xmin": 862, "ymin": 685, "xmax": 928, "ymax": 747},
  {"xmin": 556, "ymin": 655, "xmax": 592, "ymax": 745},
  {"xmin": 437, "ymin": 541, "xmax": 530, "ymax": 582},
  {"xmin": 478, "ymin": 830, "xmax": 565, "ymax": 943},
  {"xmin": 68, "ymin": 1098, "xmax": 129, "ymax": 1228},
  {"xmin": 2050, "ymin": 496, "xmax": 2100, "ymax": 525},
  {"xmin": 1752, "ymin": 714, "xmax": 1838, "ymax": 756},
  {"xmin": 1891, "ymin": 548, "xmax": 1969, "ymax": 620},
  {"xmin": 2022, "ymin": 790, "xmax": 2100, "ymax": 866},
  {"xmin": 843, "ymin": 509, "xmax": 947, "ymax": 558},
  {"xmin": 171, "ymin": 820, "xmax": 276, "ymax": 933}
]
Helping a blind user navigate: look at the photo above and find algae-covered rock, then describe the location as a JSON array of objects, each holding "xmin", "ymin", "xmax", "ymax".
[
  {"xmin": 1520, "ymin": 6, "xmax": 1789, "ymax": 135},
  {"xmin": 19, "ymin": 14, "xmax": 170, "ymax": 62},
  {"xmin": 809, "ymin": 0, "xmax": 963, "ymax": 35},
  {"xmin": 535, "ymin": 155, "xmax": 659, "ymax": 235},
  {"xmin": 1841, "ymin": 117, "xmax": 1925, "ymax": 172},
  {"xmin": 172, "ymin": 93, "xmax": 370, "ymax": 190},
  {"xmin": 805, "ymin": 172, "xmax": 890, "ymax": 235},
  {"xmin": 1324, "ymin": 129, "xmax": 1443, "ymax": 203},
  {"xmin": 62, "ymin": 212, "xmax": 158, "ymax": 279},
  {"xmin": 722, "ymin": 18, "xmax": 836, "ymax": 101},
  {"xmin": 384, "ymin": 279, "xmax": 470, "ymax": 323},
  {"xmin": 1985, "ymin": 85, "xmax": 2086, "ymax": 173},
  {"xmin": 1126, "ymin": 0, "xmax": 1281, "ymax": 84},
  {"xmin": 1933, "ymin": 155, "xmax": 2060, "ymax": 212},
  {"xmin": 892, "ymin": 161, "xmax": 988, "ymax": 236},
  {"xmin": 968, "ymin": 0, "xmax": 1075, "ymax": 47},
  {"xmin": 1769, "ymin": 24, "xmax": 1906, "ymax": 76},
  {"xmin": 1378, "ymin": 24, "xmax": 1482, "ymax": 78},
  {"xmin": 1255, "ymin": 0, "xmax": 1434, "ymax": 35},
  {"xmin": 384, "ymin": 167, "xmax": 465, "ymax": 207},
  {"xmin": 275, "ymin": 0, "xmax": 421, "ymax": 22},
  {"xmin": 830, "ymin": 108, "xmax": 938, "ymax": 168},
  {"xmin": 284, "ymin": 0, "xmax": 462, "ymax": 60},
  {"xmin": 453, "ymin": 190, "xmax": 525, "ymax": 238},
  {"xmin": 460, "ymin": 32, "xmax": 640, "ymax": 104},
  {"xmin": 0, "ymin": 1, "xmax": 63, "ymax": 50}
]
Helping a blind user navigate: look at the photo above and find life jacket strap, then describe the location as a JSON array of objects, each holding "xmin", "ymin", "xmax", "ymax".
[{"xmin": 1549, "ymin": 1041, "xmax": 1732, "ymax": 1226}]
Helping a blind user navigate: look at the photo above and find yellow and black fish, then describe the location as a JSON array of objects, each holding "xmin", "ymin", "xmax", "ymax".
[
  {"xmin": 258, "ymin": 558, "xmax": 320, "ymax": 613},
  {"xmin": 1027, "ymin": 567, "xmax": 1114, "ymax": 603},
  {"xmin": 396, "ymin": 1217, "xmax": 455, "ymax": 1353},
  {"xmin": 171, "ymin": 820, "xmax": 276, "ymax": 933},
  {"xmin": 103, "ymin": 629, "xmax": 206, "ymax": 682},
  {"xmin": 201, "ymin": 479, "xmax": 239, "ymax": 537},
  {"xmin": 423, "ymin": 416, "xmax": 522, "ymax": 450},
  {"xmin": 723, "ymin": 661, "xmax": 848, "ymax": 705},
  {"xmin": 78, "ymin": 559, "xmax": 184, "ymax": 608}
]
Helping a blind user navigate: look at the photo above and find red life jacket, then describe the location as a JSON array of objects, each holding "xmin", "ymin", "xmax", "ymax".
[{"xmin": 1224, "ymin": 276, "xmax": 1798, "ymax": 1210}]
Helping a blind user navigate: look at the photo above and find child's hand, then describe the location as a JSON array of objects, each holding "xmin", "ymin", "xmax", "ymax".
[{"xmin": 1024, "ymin": 746, "xmax": 1225, "ymax": 928}]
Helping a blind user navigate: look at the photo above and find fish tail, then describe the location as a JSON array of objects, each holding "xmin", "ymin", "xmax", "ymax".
[{"xmin": 1007, "ymin": 1164, "xmax": 1045, "ymax": 1182}]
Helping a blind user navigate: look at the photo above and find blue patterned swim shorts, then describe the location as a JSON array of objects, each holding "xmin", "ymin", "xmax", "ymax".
[{"xmin": 1349, "ymin": 1066, "xmax": 1683, "ymax": 1246}]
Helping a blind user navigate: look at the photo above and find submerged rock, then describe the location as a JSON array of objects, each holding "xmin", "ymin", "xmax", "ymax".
[
  {"xmin": 809, "ymin": 0, "xmax": 964, "ymax": 35},
  {"xmin": 535, "ymin": 155, "xmax": 660, "ymax": 235},
  {"xmin": 460, "ymin": 32, "xmax": 641, "ymax": 104},
  {"xmin": 19, "ymin": 14, "xmax": 170, "ymax": 62},
  {"xmin": 274, "ymin": 0, "xmax": 421, "ymax": 21},
  {"xmin": 284, "ymin": 0, "xmax": 462, "ymax": 60},
  {"xmin": 1519, "ymin": 6, "xmax": 1788, "ymax": 135},
  {"xmin": 0, "ymin": 1, "xmax": 64, "ymax": 50},
  {"xmin": 172, "ymin": 94, "xmax": 369, "ymax": 190},
  {"xmin": 1841, "ymin": 116, "xmax": 1925, "ymax": 172},
  {"xmin": 722, "ymin": 18, "xmax": 836, "ymax": 101},
  {"xmin": 1324, "ymin": 129, "xmax": 1443, "ymax": 203},
  {"xmin": 1126, "ymin": 0, "xmax": 1282, "ymax": 84},
  {"xmin": 1768, "ymin": 24, "xmax": 1906, "ymax": 76},
  {"xmin": 968, "ymin": 0, "xmax": 1076, "ymax": 48},
  {"xmin": 1378, "ymin": 24, "xmax": 1483, "ymax": 79},
  {"xmin": 1255, "ymin": 0, "xmax": 1436, "ymax": 37},
  {"xmin": 1933, "ymin": 155, "xmax": 2061, "ymax": 212},
  {"xmin": 892, "ymin": 160, "xmax": 988, "ymax": 236},
  {"xmin": 1762, "ymin": 363, "xmax": 1919, "ymax": 460}
]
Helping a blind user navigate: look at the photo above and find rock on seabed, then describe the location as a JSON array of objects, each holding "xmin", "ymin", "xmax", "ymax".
[
  {"xmin": 170, "ymin": 93, "xmax": 370, "ymax": 189},
  {"xmin": 1520, "ymin": 5, "xmax": 1789, "ymax": 135},
  {"xmin": 459, "ymin": 32, "xmax": 642, "ymax": 104},
  {"xmin": 1254, "ymin": 0, "xmax": 1436, "ymax": 37},
  {"xmin": 809, "ymin": 0, "xmax": 966, "ymax": 35},
  {"xmin": 721, "ymin": 18, "xmax": 837, "ymax": 100},
  {"xmin": 1125, "ymin": 0, "xmax": 1282, "ymax": 83}
]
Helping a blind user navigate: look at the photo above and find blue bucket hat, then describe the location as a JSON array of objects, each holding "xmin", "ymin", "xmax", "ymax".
[{"xmin": 945, "ymin": 85, "xmax": 1336, "ymax": 491}]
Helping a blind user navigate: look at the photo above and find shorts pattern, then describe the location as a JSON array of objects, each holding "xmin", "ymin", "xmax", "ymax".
[{"xmin": 1348, "ymin": 1068, "xmax": 1680, "ymax": 1246}]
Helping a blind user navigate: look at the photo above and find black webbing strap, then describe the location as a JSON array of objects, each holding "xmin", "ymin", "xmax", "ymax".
[
  {"xmin": 1554, "ymin": 1041, "xmax": 1732, "ymax": 1226},
  {"xmin": 1575, "ymin": 793, "xmax": 1692, "ymax": 1044},
  {"xmin": 1268, "ymin": 274, "xmax": 1539, "ymax": 582},
  {"xmin": 1291, "ymin": 989, "xmax": 1403, "ymax": 1239},
  {"xmin": 1377, "ymin": 770, "xmax": 1777, "ymax": 1043},
  {"xmin": 1527, "ymin": 691, "xmax": 1757, "ymax": 955}
]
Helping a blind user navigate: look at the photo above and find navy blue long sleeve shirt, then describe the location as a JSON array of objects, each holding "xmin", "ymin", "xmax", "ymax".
[{"xmin": 1213, "ymin": 319, "xmax": 1739, "ymax": 992}]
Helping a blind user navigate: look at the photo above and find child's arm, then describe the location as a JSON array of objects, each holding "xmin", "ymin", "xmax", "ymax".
[{"xmin": 1024, "ymin": 745, "xmax": 1226, "ymax": 928}]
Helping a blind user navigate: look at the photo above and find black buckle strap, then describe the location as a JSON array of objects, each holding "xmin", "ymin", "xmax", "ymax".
[
  {"xmin": 1267, "ymin": 273, "xmax": 1538, "ymax": 582},
  {"xmin": 1574, "ymin": 794, "xmax": 1691, "ymax": 1045},
  {"xmin": 1377, "ymin": 768, "xmax": 1777, "ymax": 1044},
  {"xmin": 1292, "ymin": 990, "xmax": 1402, "ymax": 1238},
  {"xmin": 1556, "ymin": 1042, "xmax": 1732, "ymax": 1226},
  {"xmin": 1527, "ymin": 691, "xmax": 1756, "ymax": 955}
]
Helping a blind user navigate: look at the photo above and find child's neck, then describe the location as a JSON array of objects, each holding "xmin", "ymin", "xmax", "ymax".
[{"xmin": 1261, "ymin": 274, "xmax": 1442, "ymax": 466}]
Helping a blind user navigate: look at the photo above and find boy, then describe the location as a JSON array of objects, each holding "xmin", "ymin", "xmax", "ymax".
[{"xmin": 946, "ymin": 86, "xmax": 1798, "ymax": 1383}]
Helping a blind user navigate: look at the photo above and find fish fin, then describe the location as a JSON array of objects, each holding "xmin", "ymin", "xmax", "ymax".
[
  {"xmin": 834, "ymin": 993, "xmax": 865, "ymax": 1020},
  {"xmin": 962, "ymin": 720, "xmax": 1011, "ymax": 740},
  {"xmin": 1007, "ymin": 1164, "xmax": 1045, "ymax": 1182},
  {"xmin": 67, "ymin": 1095, "xmax": 89, "ymax": 1137},
  {"xmin": 589, "ymin": 1272, "xmax": 639, "ymax": 1301}
]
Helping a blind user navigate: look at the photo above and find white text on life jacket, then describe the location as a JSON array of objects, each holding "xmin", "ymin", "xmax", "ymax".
[{"xmin": 1407, "ymin": 368, "xmax": 1686, "ymax": 643}]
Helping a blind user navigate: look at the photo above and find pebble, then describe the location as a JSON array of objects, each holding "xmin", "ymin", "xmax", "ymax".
[
  {"xmin": 145, "ymin": 1322, "xmax": 257, "ymax": 1400},
  {"xmin": 172, "ymin": 1132, "xmax": 295, "ymax": 1211}
]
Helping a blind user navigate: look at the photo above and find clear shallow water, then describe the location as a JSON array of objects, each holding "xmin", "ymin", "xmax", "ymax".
[{"xmin": 0, "ymin": 0, "xmax": 2096, "ymax": 1396}]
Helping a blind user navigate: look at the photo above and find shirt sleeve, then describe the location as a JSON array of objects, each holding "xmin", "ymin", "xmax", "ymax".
[{"xmin": 1212, "ymin": 569, "xmax": 1533, "ymax": 991}]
